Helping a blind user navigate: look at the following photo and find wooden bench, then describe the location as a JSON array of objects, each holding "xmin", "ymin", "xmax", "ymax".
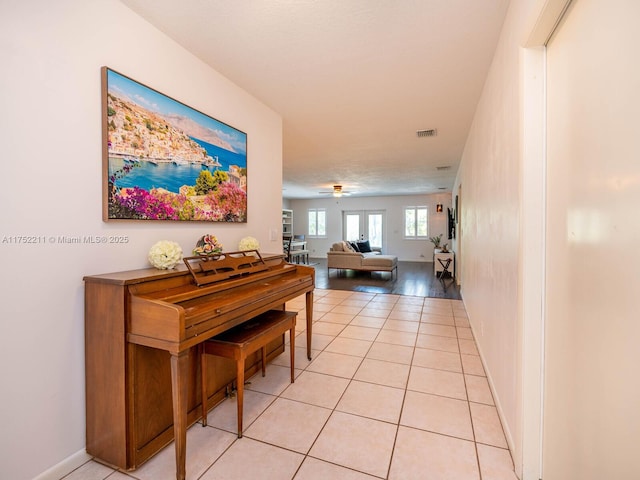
[{"xmin": 200, "ymin": 309, "xmax": 297, "ymax": 437}]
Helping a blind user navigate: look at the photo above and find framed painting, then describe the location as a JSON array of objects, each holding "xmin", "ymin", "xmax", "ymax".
[
  {"xmin": 454, "ymin": 195, "xmax": 459, "ymax": 224},
  {"xmin": 102, "ymin": 67, "xmax": 247, "ymax": 222}
]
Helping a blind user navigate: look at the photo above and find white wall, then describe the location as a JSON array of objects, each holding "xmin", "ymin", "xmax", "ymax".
[
  {"xmin": 288, "ymin": 193, "xmax": 452, "ymax": 261},
  {"xmin": 0, "ymin": 1, "xmax": 283, "ymax": 478},
  {"xmin": 453, "ymin": 0, "xmax": 539, "ymax": 472},
  {"xmin": 543, "ymin": 1, "xmax": 640, "ymax": 478}
]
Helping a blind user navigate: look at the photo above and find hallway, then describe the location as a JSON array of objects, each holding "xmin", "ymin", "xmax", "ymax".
[{"xmin": 63, "ymin": 289, "xmax": 515, "ymax": 480}]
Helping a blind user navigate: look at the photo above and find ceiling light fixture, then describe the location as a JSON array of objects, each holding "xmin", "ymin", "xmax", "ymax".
[{"xmin": 319, "ymin": 185, "xmax": 352, "ymax": 196}]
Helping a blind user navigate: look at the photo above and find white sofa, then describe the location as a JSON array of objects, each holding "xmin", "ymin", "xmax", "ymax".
[{"xmin": 327, "ymin": 241, "xmax": 398, "ymax": 276}]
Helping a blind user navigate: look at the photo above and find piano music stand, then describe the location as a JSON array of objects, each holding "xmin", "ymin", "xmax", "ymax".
[{"xmin": 183, "ymin": 250, "xmax": 268, "ymax": 286}]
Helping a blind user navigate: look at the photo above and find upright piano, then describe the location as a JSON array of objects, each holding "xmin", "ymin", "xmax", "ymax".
[{"xmin": 84, "ymin": 253, "xmax": 314, "ymax": 480}]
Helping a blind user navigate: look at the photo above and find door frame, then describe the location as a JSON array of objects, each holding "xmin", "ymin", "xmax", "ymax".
[
  {"xmin": 342, "ymin": 209, "xmax": 386, "ymax": 250},
  {"xmin": 518, "ymin": 1, "xmax": 573, "ymax": 478}
]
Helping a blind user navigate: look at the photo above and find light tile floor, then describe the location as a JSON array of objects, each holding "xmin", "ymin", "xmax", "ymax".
[{"xmin": 63, "ymin": 289, "xmax": 517, "ymax": 480}]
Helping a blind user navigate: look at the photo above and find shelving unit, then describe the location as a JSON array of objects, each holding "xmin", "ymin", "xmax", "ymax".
[{"xmin": 282, "ymin": 209, "xmax": 293, "ymax": 236}]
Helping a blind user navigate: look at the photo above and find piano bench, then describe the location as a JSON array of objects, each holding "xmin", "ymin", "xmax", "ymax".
[{"xmin": 200, "ymin": 309, "xmax": 297, "ymax": 437}]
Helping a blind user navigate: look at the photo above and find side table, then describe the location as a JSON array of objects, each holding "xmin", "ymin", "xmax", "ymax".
[{"xmin": 434, "ymin": 251, "xmax": 455, "ymax": 278}]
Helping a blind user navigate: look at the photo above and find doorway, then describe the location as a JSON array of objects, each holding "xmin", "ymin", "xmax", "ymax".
[{"xmin": 343, "ymin": 210, "xmax": 385, "ymax": 250}]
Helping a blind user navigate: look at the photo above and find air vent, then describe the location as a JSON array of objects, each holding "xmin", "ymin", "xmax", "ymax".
[
  {"xmin": 438, "ymin": 187, "xmax": 447, "ymax": 190},
  {"xmin": 417, "ymin": 129, "xmax": 437, "ymax": 138},
  {"xmin": 436, "ymin": 166, "xmax": 451, "ymax": 171}
]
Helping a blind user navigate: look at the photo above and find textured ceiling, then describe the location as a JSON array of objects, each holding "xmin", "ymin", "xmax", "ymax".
[{"xmin": 121, "ymin": 0, "xmax": 510, "ymax": 198}]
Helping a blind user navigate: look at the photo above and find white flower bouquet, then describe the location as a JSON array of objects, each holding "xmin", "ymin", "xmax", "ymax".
[
  {"xmin": 238, "ymin": 236, "xmax": 260, "ymax": 251},
  {"xmin": 148, "ymin": 240, "xmax": 183, "ymax": 269}
]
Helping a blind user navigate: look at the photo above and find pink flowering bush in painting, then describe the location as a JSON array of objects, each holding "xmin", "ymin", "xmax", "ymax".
[
  {"xmin": 117, "ymin": 187, "xmax": 177, "ymax": 220},
  {"xmin": 108, "ymin": 162, "xmax": 247, "ymax": 221},
  {"xmin": 111, "ymin": 181, "xmax": 247, "ymax": 221},
  {"xmin": 151, "ymin": 189, "xmax": 197, "ymax": 221},
  {"xmin": 204, "ymin": 182, "xmax": 247, "ymax": 222}
]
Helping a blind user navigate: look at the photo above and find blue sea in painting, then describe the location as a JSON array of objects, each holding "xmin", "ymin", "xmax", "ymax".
[{"xmin": 111, "ymin": 138, "xmax": 246, "ymax": 193}]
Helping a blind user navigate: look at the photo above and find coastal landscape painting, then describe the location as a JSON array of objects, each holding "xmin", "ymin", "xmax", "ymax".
[{"xmin": 102, "ymin": 67, "xmax": 247, "ymax": 222}]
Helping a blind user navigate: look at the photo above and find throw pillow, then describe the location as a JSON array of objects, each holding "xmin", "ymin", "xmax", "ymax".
[
  {"xmin": 342, "ymin": 241, "xmax": 355, "ymax": 252},
  {"xmin": 356, "ymin": 240, "xmax": 372, "ymax": 253},
  {"xmin": 349, "ymin": 241, "xmax": 360, "ymax": 252}
]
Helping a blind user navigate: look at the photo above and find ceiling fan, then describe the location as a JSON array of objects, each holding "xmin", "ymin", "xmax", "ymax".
[{"xmin": 318, "ymin": 185, "xmax": 354, "ymax": 197}]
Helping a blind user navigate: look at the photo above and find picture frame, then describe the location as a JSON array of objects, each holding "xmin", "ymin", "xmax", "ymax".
[
  {"xmin": 448, "ymin": 207, "xmax": 456, "ymax": 239},
  {"xmin": 102, "ymin": 67, "xmax": 247, "ymax": 222},
  {"xmin": 454, "ymin": 195, "xmax": 459, "ymax": 224}
]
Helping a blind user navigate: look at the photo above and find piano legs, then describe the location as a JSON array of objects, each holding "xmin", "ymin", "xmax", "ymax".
[
  {"xmin": 235, "ymin": 355, "xmax": 245, "ymax": 437},
  {"xmin": 170, "ymin": 351, "xmax": 189, "ymax": 480},
  {"xmin": 306, "ymin": 291, "xmax": 313, "ymax": 360},
  {"xmin": 168, "ymin": 291, "xmax": 314, "ymax": 480}
]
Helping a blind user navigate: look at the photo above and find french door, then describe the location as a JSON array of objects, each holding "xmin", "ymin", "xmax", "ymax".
[{"xmin": 342, "ymin": 210, "xmax": 385, "ymax": 250}]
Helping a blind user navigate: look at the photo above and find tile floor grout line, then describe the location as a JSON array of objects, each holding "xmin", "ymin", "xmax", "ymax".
[
  {"xmin": 320, "ymin": 291, "xmax": 400, "ymax": 479},
  {"xmin": 291, "ymin": 295, "xmax": 376, "ymax": 479},
  {"xmin": 65, "ymin": 291, "xmax": 515, "ymax": 480},
  {"xmin": 384, "ymin": 311, "xmax": 421, "ymax": 479},
  {"xmin": 457, "ymin": 330, "xmax": 485, "ymax": 480}
]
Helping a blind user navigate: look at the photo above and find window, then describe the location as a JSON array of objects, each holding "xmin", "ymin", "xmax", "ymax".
[
  {"xmin": 344, "ymin": 212, "xmax": 360, "ymax": 241},
  {"xmin": 308, "ymin": 208, "xmax": 326, "ymax": 237},
  {"xmin": 404, "ymin": 206, "xmax": 428, "ymax": 238}
]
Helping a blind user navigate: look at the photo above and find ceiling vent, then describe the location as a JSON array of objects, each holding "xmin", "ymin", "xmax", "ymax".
[
  {"xmin": 436, "ymin": 166, "xmax": 451, "ymax": 171},
  {"xmin": 417, "ymin": 129, "xmax": 437, "ymax": 138}
]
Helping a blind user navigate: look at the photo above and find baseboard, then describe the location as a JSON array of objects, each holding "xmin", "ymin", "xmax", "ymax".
[
  {"xmin": 460, "ymin": 293, "xmax": 517, "ymax": 460},
  {"xmin": 33, "ymin": 449, "xmax": 91, "ymax": 480},
  {"xmin": 481, "ymin": 350, "xmax": 516, "ymax": 456}
]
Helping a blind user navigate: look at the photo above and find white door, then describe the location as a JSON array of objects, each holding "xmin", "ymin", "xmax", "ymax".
[
  {"xmin": 343, "ymin": 210, "xmax": 385, "ymax": 250},
  {"xmin": 543, "ymin": 1, "xmax": 640, "ymax": 479}
]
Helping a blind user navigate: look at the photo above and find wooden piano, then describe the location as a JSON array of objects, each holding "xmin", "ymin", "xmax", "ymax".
[{"xmin": 84, "ymin": 252, "xmax": 314, "ymax": 480}]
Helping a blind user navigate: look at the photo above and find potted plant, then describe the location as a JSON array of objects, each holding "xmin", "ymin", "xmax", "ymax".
[{"xmin": 429, "ymin": 234, "xmax": 442, "ymax": 251}]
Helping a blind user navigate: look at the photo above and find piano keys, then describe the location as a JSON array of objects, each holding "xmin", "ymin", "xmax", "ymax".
[{"xmin": 84, "ymin": 253, "xmax": 314, "ymax": 480}]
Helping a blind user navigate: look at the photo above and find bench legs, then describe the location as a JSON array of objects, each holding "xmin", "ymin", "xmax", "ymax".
[
  {"xmin": 234, "ymin": 329, "xmax": 294, "ymax": 437},
  {"xmin": 200, "ymin": 312, "xmax": 296, "ymax": 438}
]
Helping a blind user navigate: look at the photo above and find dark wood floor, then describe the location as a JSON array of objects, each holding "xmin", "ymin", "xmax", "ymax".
[{"xmin": 308, "ymin": 258, "xmax": 461, "ymax": 299}]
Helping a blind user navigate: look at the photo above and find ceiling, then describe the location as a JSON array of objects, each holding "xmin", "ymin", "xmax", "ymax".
[{"xmin": 121, "ymin": 0, "xmax": 510, "ymax": 199}]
